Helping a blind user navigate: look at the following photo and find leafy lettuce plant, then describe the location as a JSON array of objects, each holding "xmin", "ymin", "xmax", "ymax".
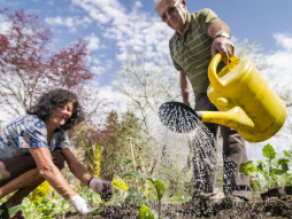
[{"xmin": 9, "ymin": 196, "xmax": 56, "ymax": 219}]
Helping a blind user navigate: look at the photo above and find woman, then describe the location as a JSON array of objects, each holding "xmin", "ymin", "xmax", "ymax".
[{"xmin": 0, "ymin": 89, "xmax": 113, "ymax": 219}]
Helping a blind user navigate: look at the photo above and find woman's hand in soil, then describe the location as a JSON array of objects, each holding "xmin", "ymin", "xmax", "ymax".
[
  {"xmin": 89, "ymin": 178, "xmax": 114, "ymax": 202},
  {"xmin": 69, "ymin": 194, "xmax": 95, "ymax": 214}
]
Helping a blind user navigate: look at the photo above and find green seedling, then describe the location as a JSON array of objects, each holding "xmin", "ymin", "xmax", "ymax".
[
  {"xmin": 121, "ymin": 172, "xmax": 165, "ymax": 219},
  {"xmin": 262, "ymin": 144, "xmax": 277, "ymax": 188},
  {"xmin": 261, "ymin": 144, "xmax": 291, "ymax": 188},
  {"xmin": 239, "ymin": 160, "xmax": 262, "ymax": 192},
  {"xmin": 8, "ymin": 189, "xmax": 103, "ymax": 219},
  {"xmin": 139, "ymin": 205, "xmax": 154, "ymax": 219},
  {"xmin": 240, "ymin": 144, "xmax": 292, "ymax": 192},
  {"xmin": 240, "ymin": 144, "xmax": 292, "ymax": 191},
  {"xmin": 283, "ymin": 150, "xmax": 292, "ymax": 186},
  {"xmin": 9, "ymin": 196, "xmax": 55, "ymax": 219}
]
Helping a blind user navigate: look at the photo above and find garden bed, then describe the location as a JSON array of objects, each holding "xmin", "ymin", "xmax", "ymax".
[{"xmin": 54, "ymin": 194, "xmax": 292, "ymax": 219}]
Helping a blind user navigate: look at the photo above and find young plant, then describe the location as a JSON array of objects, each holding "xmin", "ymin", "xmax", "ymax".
[
  {"xmin": 273, "ymin": 158, "xmax": 289, "ymax": 187},
  {"xmin": 9, "ymin": 196, "xmax": 56, "ymax": 219},
  {"xmin": 8, "ymin": 189, "xmax": 104, "ymax": 219},
  {"xmin": 239, "ymin": 160, "xmax": 262, "ymax": 193},
  {"xmin": 121, "ymin": 172, "xmax": 165, "ymax": 219},
  {"xmin": 262, "ymin": 144, "xmax": 277, "ymax": 188},
  {"xmin": 256, "ymin": 160, "xmax": 271, "ymax": 189},
  {"xmin": 283, "ymin": 150, "xmax": 292, "ymax": 186}
]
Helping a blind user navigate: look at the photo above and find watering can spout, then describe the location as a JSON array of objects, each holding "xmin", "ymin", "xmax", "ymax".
[{"xmin": 200, "ymin": 107, "xmax": 254, "ymax": 131}]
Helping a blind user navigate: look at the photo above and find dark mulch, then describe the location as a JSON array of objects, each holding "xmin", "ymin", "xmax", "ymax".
[{"xmin": 54, "ymin": 194, "xmax": 292, "ymax": 218}]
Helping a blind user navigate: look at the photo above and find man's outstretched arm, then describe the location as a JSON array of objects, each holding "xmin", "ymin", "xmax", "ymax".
[{"xmin": 180, "ymin": 70, "xmax": 191, "ymax": 106}]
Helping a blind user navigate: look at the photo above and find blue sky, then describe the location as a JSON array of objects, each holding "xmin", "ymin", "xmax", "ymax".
[
  {"xmin": 1, "ymin": 0, "xmax": 292, "ymax": 159},
  {"xmin": 1, "ymin": 0, "xmax": 292, "ymax": 86}
]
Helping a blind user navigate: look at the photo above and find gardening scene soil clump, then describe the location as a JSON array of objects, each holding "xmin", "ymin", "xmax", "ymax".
[{"xmin": 54, "ymin": 193, "xmax": 292, "ymax": 219}]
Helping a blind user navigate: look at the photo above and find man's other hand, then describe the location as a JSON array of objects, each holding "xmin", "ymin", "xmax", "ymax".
[{"xmin": 211, "ymin": 37, "xmax": 234, "ymax": 64}]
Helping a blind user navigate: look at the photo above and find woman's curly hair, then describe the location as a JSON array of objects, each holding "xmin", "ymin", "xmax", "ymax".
[{"xmin": 26, "ymin": 89, "xmax": 85, "ymax": 130}]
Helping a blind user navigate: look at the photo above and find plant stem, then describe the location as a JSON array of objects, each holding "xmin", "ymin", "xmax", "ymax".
[
  {"xmin": 154, "ymin": 187, "xmax": 161, "ymax": 219},
  {"xmin": 104, "ymin": 206, "xmax": 117, "ymax": 219},
  {"xmin": 127, "ymin": 137, "xmax": 139, "ymax": 192}
]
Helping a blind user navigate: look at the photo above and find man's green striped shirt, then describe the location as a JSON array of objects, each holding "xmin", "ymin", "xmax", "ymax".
[{"xmin": 169, "ymin": 9, "xmax": 220, "ymax": 95}]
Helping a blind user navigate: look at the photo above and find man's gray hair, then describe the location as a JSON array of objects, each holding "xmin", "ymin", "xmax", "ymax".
[{"xmin": 154, "ymin": 0, "xmax": 183, "ymax": 13}]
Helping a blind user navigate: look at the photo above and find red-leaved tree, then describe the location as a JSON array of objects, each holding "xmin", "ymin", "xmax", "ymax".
[{"xmin": 0, "ymin": 8, "xmax": 106, "ymax": 125}]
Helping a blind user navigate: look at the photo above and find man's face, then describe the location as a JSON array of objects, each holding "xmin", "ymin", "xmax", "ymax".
[{"xmin": 157, "ymin": 0, "xmax": 187, "ymax": 32}]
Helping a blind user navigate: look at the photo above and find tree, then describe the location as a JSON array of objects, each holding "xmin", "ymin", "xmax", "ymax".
[
  {"xmin": 0, "ymin": 8, "xmax": 106, "ymax": 123},
  {"xmin": 99, "ymin": 111, "xmax": 122, "ymax": 181}
]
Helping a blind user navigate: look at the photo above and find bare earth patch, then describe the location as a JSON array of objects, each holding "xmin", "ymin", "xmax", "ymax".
[{"xmin": 54, "ymin": 195, "xmax": 292, "ymax": 219}]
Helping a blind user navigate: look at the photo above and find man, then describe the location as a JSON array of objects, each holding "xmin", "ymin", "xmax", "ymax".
[{"xmin": 155, "ymin": 0, "xmax": 251, "ymax": 203}]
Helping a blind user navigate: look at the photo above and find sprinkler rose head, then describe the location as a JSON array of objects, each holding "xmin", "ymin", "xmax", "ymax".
[{"xmin": 158, "ymin": 101, "xmax": 202, "ymax": 133}]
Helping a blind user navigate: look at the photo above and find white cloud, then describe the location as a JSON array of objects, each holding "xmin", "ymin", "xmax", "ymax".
[
  {"xmin": 261, "ymin": 33, "xmax": 292, "ymax": 88},
  {"xmin": 98, "ymin": 85, "xmax": 129, "ymax": 113},
  {"xmin": 0, "ymin": 14, "xmax": 11, "ymax": 33},
  {"xmin": 274, "ymin": 33, "xmax": 292, "ymax": 51},
  {"xmin": 72, "ymin": 0, "xmax": 126, "ymax": 24},
  {"xmin": 47, "ymin": 0, "xmax": 54, "ymax": 5},
  {"xmin": 45, "ymin": 16, "xmax": 92, "ymax": 33},
  {"xmin": 72, "ymin": 0, "xmax": 174, "ymax": 62},
  {"xmin": 85, "ymin": 33, "xmax": 100, "ymax": 51}
]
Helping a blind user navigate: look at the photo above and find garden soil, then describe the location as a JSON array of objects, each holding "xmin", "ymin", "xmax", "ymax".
[{"xmin": 54, "ymin": 195, "xmax": 292, "ymax": 219}]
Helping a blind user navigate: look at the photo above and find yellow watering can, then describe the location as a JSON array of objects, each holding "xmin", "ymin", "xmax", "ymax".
[
  {"xmin": 200, "ymin": 53, "xmax": 287, "ymax": 142},
  {"xmin": 159, "ymin": 54, "xmax": 287, "ymax": 142}
]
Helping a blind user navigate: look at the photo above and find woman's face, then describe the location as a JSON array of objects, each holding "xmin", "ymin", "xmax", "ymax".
[{"xmin": 50, "ymin": 102, "xmax": 74, "ymax": 127}]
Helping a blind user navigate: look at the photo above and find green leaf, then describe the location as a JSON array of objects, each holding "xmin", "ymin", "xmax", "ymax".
[
  {"xmin": 277, "ymin": 158, "xmax": 289, "ymax": 165},
  {"xmin": 262, "ymin": 144, "xmax": 276, "ymax": 160},
  {"xmin": 32, "ymin": 200, "xmax": 39, "ymax": 208},
  {"xmin": 112, "ymin": 184, "xmax": 122, "ymax": 191},
  {"xmin": 22, "ymin": 197, "xmax": 31, "ymax": 209},
  {"xmin": 139, "ymin": 205, "xmax": 154, "ymax": 219},
  {"xmin": 92, "ymin": 193, "xmax": 102, "ymax": 204},
  {"xmin": 8, "ymin": 205, "xmax": 22, "ymax": 218},
  {"xmin": 153, "ymin": 179, "xmax": 165, "ymax": 199},
  {"xmin": 282, "ymin": 163, "xmax": 289, "ymax": 173},
  {"xmin": 239, "ymin": 161, "xmax": 257, "ymax": 176},
  {"xmin": 41, "ymin": 196, "xmax": 50, "ymax": 204},
  {"xmin": 284, "ymin": 150, "xmax": 291, "ymax": 158},
  {"xmin": 274, "ymin": 169, "xmax": 283, "ymax": 175}
]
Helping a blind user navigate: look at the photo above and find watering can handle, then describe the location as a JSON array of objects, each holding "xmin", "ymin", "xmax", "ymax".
[{"xmin": 208, "ymin": 53, "xmax": 238, "ymax": 92}]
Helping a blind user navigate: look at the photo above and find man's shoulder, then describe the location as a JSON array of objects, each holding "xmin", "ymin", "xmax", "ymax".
[
  {"xmin": 189, "ymin": 8, "xmax": 219, "ymax": 28},
  {"xmin": 190, "ymin": 8, "xmax": 217, "ymax": 18}
]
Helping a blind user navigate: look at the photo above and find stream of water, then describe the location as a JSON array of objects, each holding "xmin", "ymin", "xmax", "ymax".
[{"xmin": 146, "ymin": 104, "xmax": 218, "ymax": 203}]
